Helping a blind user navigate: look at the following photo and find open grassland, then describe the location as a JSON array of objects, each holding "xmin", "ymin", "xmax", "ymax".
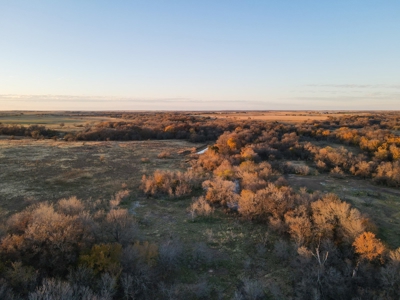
[
  {"xmin": 0, "ymin": 139, "xmax": 197, "ymax": 213},
  {"xmin": 0, "ymin": 110, "xmax": 370, "ymax": 128},
  {"xmin": 197, "ymin": 111, "xmax": 370, "ymax": 122},
  {"xmin": 0, "ymin": 111, "xmax": 121, "ymax": 132},
  {"xmin": 133, "ymin": 199, "xmax": 292, "ymax": 297}
]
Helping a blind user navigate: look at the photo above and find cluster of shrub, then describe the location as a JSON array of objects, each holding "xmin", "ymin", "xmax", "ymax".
[
  {"xmin": 187, "ymin": 115, "xmax": 400, "ymax": 187},
  {"xmin": 140, "ymin": 169, "xmax": 204, "ymax": 198},
  {"xmin": 0, "ymin": 124, "xmax": 57, "ymax": 139},
  {"xmin": 59, "ymin": 113, "xmax": 253, "ymax": 142},
  {"xmin": 141, "ymin": 126, "xmax": 400, "ymax": 299},
  {"xmin": 2, "ymin": 113, "xmax": 399, "ymax": 186},
  {"xmin": 301, "ymin": 142, "xmax": 400, "ymax": 186},
  {"xmin": 0, "ymin": 191, "xmax": 222, "ymax": 299}
]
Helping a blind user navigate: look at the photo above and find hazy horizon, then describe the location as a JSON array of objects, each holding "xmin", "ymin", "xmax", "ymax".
[{"xmin": 1, "ymin": 1, "xmax": 399, "ymax": 110}]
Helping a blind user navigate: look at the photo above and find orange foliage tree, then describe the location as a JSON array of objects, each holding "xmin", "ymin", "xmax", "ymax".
[{"xmin": 352, "ymin": 231, "xmax": 385, "ymax": 262}]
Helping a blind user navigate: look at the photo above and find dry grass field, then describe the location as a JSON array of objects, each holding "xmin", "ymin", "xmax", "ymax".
[
  {"xmin": 0, "ymin": 110, "xmax": 368, "ymax": 128},
  {"xmin": 0, "ymin": 111, "xmax": 121, "ymax": 132},
  {"xmin": 197, "ymin": 111, "xmax": 366, "ymax": 122},
  {"xmin": 0, "ymin": 139, "xmax": 197, "ymax": 213}
]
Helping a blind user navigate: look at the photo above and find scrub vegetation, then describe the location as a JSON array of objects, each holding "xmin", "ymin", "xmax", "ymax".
[{"xmin": 0, "ymin": 111, "xmax": 400, "ymax": 299}]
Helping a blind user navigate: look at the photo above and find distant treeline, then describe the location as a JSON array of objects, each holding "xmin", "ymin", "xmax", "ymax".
[
  {"xmin": 2, "ymin": 112, "xmax": 399, "ymax": 143},
  {"xmin": 64, "ymin": 114, "xmax": 263, "ymax": 142}
]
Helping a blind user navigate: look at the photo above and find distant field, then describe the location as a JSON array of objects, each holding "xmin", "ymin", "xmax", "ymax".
[
  {"xmin": 196, "ymin": 111, "xmax": 367, "ymax": 122},
  {"xmin": 0, "ymin": 111, "xmax": 372, "ymax": 128},
  {"xmin": 0, "ymin": 112, "xmax": 121, "ymax": 131}
]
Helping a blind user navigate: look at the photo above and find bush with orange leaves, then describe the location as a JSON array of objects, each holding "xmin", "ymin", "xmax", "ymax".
[
  {"xmin": 353, "ymin": 231, "xmax": 385, "ymax": 263},
  {"xmin": 284, "ymin": 205, "xmax": 312, "ymax": 246},
  {"xmin": 311, "ymin": 194, "xmax": 366, "ymax": 245},
  {"xmin": 213, "ymin": 159, "xmax": 235, "ymax": 180},
  {"xmin": 197, "ymin": 147, "xmax": 224, "ymax": 171},
  {"xmin": 237, "ymin": 190, "xmax": 258, "ymax": 219},
  {"xmin": 0, "ymin": 199, "xmax": 94, "ymax": 275},
  {"xmin": 202, "ymin": 177, "xmax": 239, "ymax": 207},
  {"xmin": 240, "ymin": 172, "xmax": 268, "ymax": 192},
  {"xmin": 235, "ymin": 161, "xmax": 271, "ymax": 192},
  {"xmin": 188, "ymin": 196, "xmax": 214, "ymax": 219},
  {"xmin": 141, "ymin": 169, "xmax": 202, "ymax": 198},
  {"xmin": 240, "ymin": 147, "xmax": 258, "ymax": 161},
  {"xmin": 214, "ymin": 132, "xmax": 241, "ymax": 155},
  {"xmin": 373, "ymin": 161, "xmax": 400, "ymax": 187},
  {"xmin": 238, "ymin": 183, "xmax": 295, "ymax": 222}
]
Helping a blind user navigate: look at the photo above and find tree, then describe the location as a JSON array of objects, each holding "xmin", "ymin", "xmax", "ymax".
[
  {"xmin": 213, "ymin": 160, "xmax": 235, "ymax": 180},
  {"xmin": 353, "ymin": 232, "xmax": 385, "ymax": 262},
  {"xmin": 1, "ymin": 202, "xmax": 92, "ymax": 275},
  {"xmin": 202, "ymin": 177, "xmax": 239, "ymax": 206},
  {"xmin": 311, "ymin": 194, "xmax": 365, "ymax": 245},
  {"xmin": 284, "ymin": 205, "xmax": 312, "ymax": 246},
  {"xmin": 238, "ymin": 190, "xmax": 257, "ymax": 219}
]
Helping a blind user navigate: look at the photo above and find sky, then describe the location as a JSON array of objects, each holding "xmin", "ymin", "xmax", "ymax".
[{"xmin": 1, "ymin": 1, "xmax": 400, "ymax": 110}]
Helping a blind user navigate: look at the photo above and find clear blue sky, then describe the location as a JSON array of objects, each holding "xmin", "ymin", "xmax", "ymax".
[{"xmin": 1, "ymin": 1, "xmax": 399, "ymax": 110}]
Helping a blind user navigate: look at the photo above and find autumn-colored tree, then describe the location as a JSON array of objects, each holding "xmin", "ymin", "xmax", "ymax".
[
  {"xmin": 227, "ymin": 137, "xmax": 238, "ymax": 151},
  {"xmin": 188, "ymin": 196, "xmax": 214, "ymax": 219},
  {"xmin": 213, "ymin": 160, "xmax": 235, "ymax": 180},
  {"xmin": 240, "ymin": 147, "xmax": 257, "ymax": 161},
  {"xmin": 238, "ymin": 189, "xmax": 257, "ymax": 219},
  {"xmin": 330, "ymin": 166, "xmax": 344, "ymax": 178},
  {"xmin": 374, "ymin": 161, "xmax": 400, "ymax": 187},
  {"xmin": 110, "ymin": 189, "xmax": 130, "ymax": 209},
  {"xmin": 140, "ymin": 169, "xmax": 198, "ymax": 197},
  {"xmin": 258, "ymin": 161, "xmax": 273, "ymax": 179},
  {"xmin": 284, "ymin": 205, "xmax": 312, "ymax": 246},
  {"xmin": 389, "ymin": 144, "xmax": 400, "ymax": 160},
  {"xmin": 57, "ymin": 196, "xmax": 85, "ymax": 216},
  {"xmin": 315, "ymin": 160, "xmax": 327, "ymax": 171},
  {"xmin": 197, "ymin": 148, "xmax": 224, "ymax": 171},
  {"xmin": 353, "ymin": 232, "xmax": 385, "ymax": 262},
  {"xmin": 350, "ymin": 161, "xmax": 372, "ymax": 178},
  {"xmin": 239, "ymin": 171, "xmax": 266, "ymax": 192},
  {"xmin": 238, "ymin": 183, "xmax": 295, "ymax": 223},
  {"xmin": 214, "ymin": 132, "xmax": 241, "ymax": 155},
  {"xmin": 374, "ymin": 145, "xmax": 389, "ymax": 160},
  {"xmin": 311, "ymin": 194, "xmax": 365, "ymax": 245},
  {"xmin": 237, "ymin": 160, "xmax": 257, "ymax": 173},
  {"xmin": 202, "ymin": 177, "xmax": 239, "ymax": 206},
  {"xmin": 0, "ymin": 202, "xmax": 93, "ymax": 274}
]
